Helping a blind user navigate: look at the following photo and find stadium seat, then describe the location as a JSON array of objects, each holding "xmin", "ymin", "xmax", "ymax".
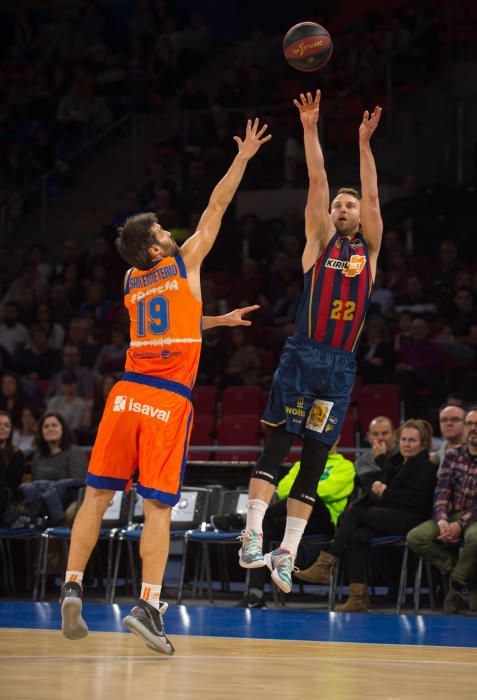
[
  {"xmin": 357, "ymin": 384, "xmax": 402, "ymax": 437},
  {"xmin": 221, "ymin": 385, "xmax": 262, "ymax": 419},
  {"xmin": 188, "ymin": 415, "xmax": 215, "ymax": 460},
  {"xmin": 192, "ymin": 385, "xmax": 218, "ymax": 418},
  {"xmin": 216, "ymin": 414, "xmax": 261, "ymax": 461}
]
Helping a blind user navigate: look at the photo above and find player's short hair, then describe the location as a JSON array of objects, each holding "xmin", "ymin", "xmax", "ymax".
[
  {"xmin": 335, "ymin": 187, "xmax": 362, "ymax": 200},
  {"xmin": 116, "ymin": 212, "xmax": 158, "ymax": 270}
]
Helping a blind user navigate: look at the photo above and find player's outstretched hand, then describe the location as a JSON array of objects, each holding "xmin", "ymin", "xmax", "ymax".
[
  {"xmin": 359, "ymin": 106, "xmax": 382, "ymax": 142},
  {"xmin": 222, "ymin": 305, "xmax": 260, "ymax": 327},
  {"xmin": 293, "ymin": 90, "xmax": 321, "ymax": 128},
  {"xmin": 234, "ymin": 119, "xmax": 271, "ymax": 159}
]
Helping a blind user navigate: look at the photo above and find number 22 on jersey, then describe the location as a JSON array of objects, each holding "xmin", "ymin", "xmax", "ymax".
[{"xmin": 330, "ymin": 300, "xmax": 356, "ymax": 321}]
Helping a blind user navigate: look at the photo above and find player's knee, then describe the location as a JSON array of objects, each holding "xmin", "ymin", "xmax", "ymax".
[
  {"xmin": 143, "ymin": 498, "xmax": 171, "ymax": 518},
  {"xmin": 253, "ymin": 425, "xmax": 295, "ymax": 485},
  {"xmin": 84, "ymin": 486, "xmax": 115, "ymax": 513},
  {"xmin": 288, "ymin": 438, "xmax": 329, "ymax": 505}
]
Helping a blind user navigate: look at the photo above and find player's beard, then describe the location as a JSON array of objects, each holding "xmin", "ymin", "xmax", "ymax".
[{"xmin": 161, "ymin": 238, "xmax": 180, "ymax": 257}]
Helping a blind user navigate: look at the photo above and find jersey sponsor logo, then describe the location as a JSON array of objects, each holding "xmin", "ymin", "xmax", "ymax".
[
  {"xmin": 306, "ymin": 399, "xmax": 334, "ymax": 433},
  {"xmin": 324, "ymin": 254, "xmax": 366, "ymax": 277},
  {"xmin": 130, "ymin": 278, "xmax": 179, "ymax": 304},
  {"xmin": 285, "ymin": 405, "xmax": 306, "ymax": 418},
  {"xmin": 112, "ymin": 395, "xmax": 170, "ymax": 422}
]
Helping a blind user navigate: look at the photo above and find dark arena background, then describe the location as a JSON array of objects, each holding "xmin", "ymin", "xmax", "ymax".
[{"xmin": 0, "ymin": 1, "xmax": 477, "ymax": 698}]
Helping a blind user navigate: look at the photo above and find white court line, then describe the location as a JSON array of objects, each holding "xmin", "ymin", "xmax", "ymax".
[{"xmin": 1, "ymin": 655, "xmax": 476, "ymax": 666}]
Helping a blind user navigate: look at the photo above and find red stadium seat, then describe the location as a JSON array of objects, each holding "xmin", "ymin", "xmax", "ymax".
[
  {"xmin": 221, "ymin": 385, "xmax": 262, "ymax": 419},
  {"xmin": 357, "ymin": 384, "xmax": 402, "ymax": 437},
  {"xmin": 216, "ymin": 414, "xmax": 261, "ymax": 461},
  {"xmin": 192, "ymin": 385, "xmax": 218, "ymax": 418},
  {"xmin": 189, "ymin": 415, "xmax": 215, "ymax": 461}
]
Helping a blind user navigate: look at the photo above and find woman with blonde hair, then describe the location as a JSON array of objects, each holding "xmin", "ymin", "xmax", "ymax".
[{"xmin": 295, "ymin": 419, "xmax": 436, "ymax": 611}]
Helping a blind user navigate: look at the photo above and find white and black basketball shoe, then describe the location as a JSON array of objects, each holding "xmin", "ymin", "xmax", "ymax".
[{"xmin": 122, "ymin": 600, "xmax": 175, "ymax": 655}]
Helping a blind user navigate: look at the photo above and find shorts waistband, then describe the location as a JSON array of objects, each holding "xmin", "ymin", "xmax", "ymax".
[
  {"xmin": 122, "ymin": 371, "xmax": 192, "ymax": 400},
  {"xmin": 292, "ymin": 334, "xmax": 355, "ymax": 357}
]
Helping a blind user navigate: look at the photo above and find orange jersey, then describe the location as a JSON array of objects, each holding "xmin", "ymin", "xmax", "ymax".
[{"xmin": 123, "ymin": 254, "xmax": 202, "ymax": 388}]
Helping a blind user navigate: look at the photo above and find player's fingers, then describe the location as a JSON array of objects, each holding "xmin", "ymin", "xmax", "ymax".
[
  {"xmin": 240, "ymin": 304, "xmax": 260, "ymax": 313},
  {"xmin": 293, "ymin": 98, "xmax": 301, "ymax": 109},
  {"xmin": 256, "ymin": 123, "xmax": 268, "ymax": 138},
  {"xmin": 240, "ymin": 320, "xmax": 252, "ymax": 326},
  {"xmin": 259, "ymin": 134, "xmax": 272, "ymax": 143},
  {"xmin": 306, "ymin": 91, "xmax": 313, "ymax": 103},
  {"xmin": 363, "ymin": 110, "xmax": 369, "ymax": 121},
  {"xmin": 300, "ymin": 92, "xmax": 306, "ymax": 104},
  {"xmin": 233, "ymin": 136, "xmax": 242, "ymax": 146}
]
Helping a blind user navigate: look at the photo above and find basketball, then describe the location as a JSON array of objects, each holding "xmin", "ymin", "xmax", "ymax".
[{"xmin": 283, "ymin": 22, "xmax": 333, "ymax": 72}]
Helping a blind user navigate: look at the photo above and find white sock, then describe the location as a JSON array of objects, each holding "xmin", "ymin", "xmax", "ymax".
[
  {"xmin": 245, "ymin": 499, "xmax": 268, "ymax": 534},
  {"xmin": 65, "ymin": 570, "xmax": 84, "ymax": 586},
  {"xmin": 280, "ymin": 516, "xmax": 308, "ymax": 556},
  {"xmin": 140, "ymin": 582, "xmax": 162, "ymax": 610}
]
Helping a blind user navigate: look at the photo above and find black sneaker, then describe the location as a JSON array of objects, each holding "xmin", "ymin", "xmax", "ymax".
[
  {"xmin": 123, "ymin": 599, "xmax": 175, "ymax": 655},
  {"xmin": 443, "ymin": 579, "xmax": 464, "ymax": 615},
  {"xmin": 236, "ymin": 591, "xmax": 266, "ymax": 608},
  {"xmin": 60, "ymin": 581, "xmax": 88, "ymax": 640}
]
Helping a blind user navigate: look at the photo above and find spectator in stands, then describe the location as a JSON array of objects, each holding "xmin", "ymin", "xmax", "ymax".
[
  {"xmin": 88, "ymin": 374, "xmax": 117, "ymax": 431},
  {"xmin": 430, "ymin": 405, "xmax": 466, "ymax": 473},
  {"xmin": 0, "ymin": 372, "xmax": 30, "ymax": 429},
  {"xmin": 3, "ymin": 263, "xmax": 49, "ymax": 308},
  {"xmin": 12, "ymin": 405, "xmax": 42, "ymax": 459},
  {"xmin": 65, "ymin": 318, "xmax": 98, "ymax": 368},
  {"xmin": 270, "ymin": 277, "xmax": 301, "ymax": 344},
  {"xmin": 31, "ymin": 412, "xmax": 87, "ymax": 481},
  {"xmin": 215, "ymin": 66, "xmax": 244, "ymax": 110},
  {"xmin": 384, "ymin": 249, "xmax": 409, "ymax": 297},
  {"xmin": 139, "ymin": 161, "xmax": 177, "ymax": 210},
  {"xmin": 239, "ymin": 443, "xmax": 355, "ymax": 607},
  {"xmin": 49, "ymin": 344, "xmax": 96, "ymax": 400},
  {"xmin": 395, "ymin": 274, "xmax": 438, "ymax": 318},
  {"xmin": 0, "ymin": 302, "xmax": 29, "ymax": 360},
  {"xmin": 393, "ymin": 310, "xmax": 413, "ymax": 354},
  {"xmin": 35, "ymin": 303, "xmax": 65, "ymax": 350},
  {"xmin": 394, "ymin": 317, "xmax": 445, "ymax": 406},
  {"xmin": 431, "ymin": 239, "xmax": 459, "ymax": 304},
  {"xmin": 26, "ymin": 243, "xmax": 51, "ymax": 283},
  {"xmin": 369, "ymin": 268, "xmax": 394, "ymax": 317},
  {"xmin": 62, "ymin": 262, "xmax": 85, "ymax": 308},
  {"xmin": 23, "ymin": 412, "xmax": 88, "ymax": 525},
  {"xmin": 94, "ymin": 325, "xmax": 128, "ymax": 374},
  {"xmin": 222, "ymin": 327, "xmax": 261, "ymax": 388},
  {"xmin": 354, "ymin": 416, "xmax": 398, "ymax": 491},
  {"xmin": 196, "ymin": 328, "xmax": 227, "ymax": 387},
  {"xmin": 0, "ymin": 410, "xmax": 27, "ymax": 523},
  {"xmin": 357, "ymin": 317, "xmax": 395, "ymax": 385},
  {"xmin": 446, "ymin": 288, "xmax": 477, "ymax": 346},
  {"xmin": 302, "ymin": 420, "xmax": 436, "ymax": 612},
  {"xmin": 49, "ymin": 281, "xmax": 75, "ymax": 329},
  {"xmin": 15, "ymin": 326, "xmax": 61, "ymax": 380},
  {"xmin": 47, "ymin": 371, "xmax": 88, "ymax": 431},
  {"xmin": 407, "ymin": 407, "xmax": 477, "ymax": 614},
  {"xmin": 54, "ymin": 239, "xmax": 85, "ymax": 279}
]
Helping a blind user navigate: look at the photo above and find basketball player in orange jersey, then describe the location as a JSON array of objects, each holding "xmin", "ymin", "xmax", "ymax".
[
  {"xmin": 239, "ymin": 90, "xmax": 383, "ymax": 594},
  {"xmin": 60, "ymin": 118, "xmax": 271, "ymax": 654}
]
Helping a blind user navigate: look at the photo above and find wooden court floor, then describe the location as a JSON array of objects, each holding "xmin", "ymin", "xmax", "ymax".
[
  {"xmin": 1, "ymin": 628, "xmax": 477, "ymax": 700},
  {"xmin": 1, "ymin": 602, "xmax": 477, "ymax": 700}
]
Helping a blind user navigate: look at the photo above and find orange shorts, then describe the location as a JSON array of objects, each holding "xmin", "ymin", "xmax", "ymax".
[{"xmin": 86, "ymin": 373, "xmax": 194, "ymax": 506}]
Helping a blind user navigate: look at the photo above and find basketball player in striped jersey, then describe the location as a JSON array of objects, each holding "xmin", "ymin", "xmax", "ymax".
[
  {"xmin": 239, "ymin": 90, "xmax": 383, "ymax": 593},
  {"xmin": 59, "ymin": 118, "xmax": 271, "ymax": 654}
]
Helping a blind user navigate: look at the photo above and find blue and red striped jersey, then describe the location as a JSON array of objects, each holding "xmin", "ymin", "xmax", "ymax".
[{"xmin": 294, "ymin": 232, "xmax": 373, "ymax": 352}]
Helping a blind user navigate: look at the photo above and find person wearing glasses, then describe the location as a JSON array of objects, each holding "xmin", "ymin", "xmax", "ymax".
[
  {"xmin": 430, "ymin": 404, "xmax": 466, "ymax": 475},
  {"xmin": 407, "ymin": 407, "xmax": 477, "ymax": 614}
]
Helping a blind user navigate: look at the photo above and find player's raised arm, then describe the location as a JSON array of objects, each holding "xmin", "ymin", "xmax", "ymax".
[
  {"xmin": 202, "ymin": 305, "xmax": 260, "ymax": 330},
  {"xmin": 359, "ymin": 106, "xmax": 383, "ymax": 265},
  {"xmin": 181, "ymin": 118, "xmax": 271, "ymax": 272},
  {"xmin": 294, "ymin": 90, "xmax": 334, "ymax": 272}
]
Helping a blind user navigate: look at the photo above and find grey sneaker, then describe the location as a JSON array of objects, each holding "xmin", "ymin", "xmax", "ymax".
[
  {"xmin": 264, "ymin": 547, "xmax": 297, "ymax": 594},
  {"xmin": 443, "ymin": 579, "xmax": 464, "ymax": 615},
  {"xmin": 123, "ymin": 599, "xmax": 175, "ymax": 655},
  {"xmin": 60, "ymin": 581, "xmax": 88, "ymax": 640},
  {"xmin": 238, "ymin": 529, "xmax": 265, "ymax": 568}
]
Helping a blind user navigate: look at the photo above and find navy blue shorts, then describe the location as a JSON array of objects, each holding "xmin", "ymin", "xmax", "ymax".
[{"xmin": 262, "ymin": 335, "xmax": 356, "ymax": 446}]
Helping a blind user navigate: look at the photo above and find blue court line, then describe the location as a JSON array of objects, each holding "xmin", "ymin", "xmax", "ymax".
[{"xmin": 1, "ymin": 602, "xmax": 477, "ymax": 648}]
